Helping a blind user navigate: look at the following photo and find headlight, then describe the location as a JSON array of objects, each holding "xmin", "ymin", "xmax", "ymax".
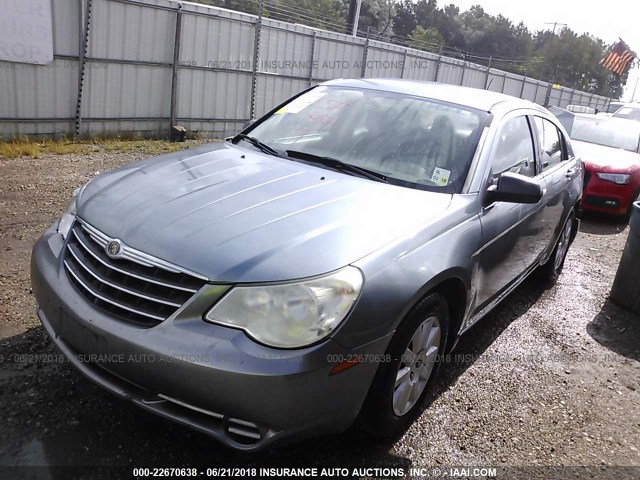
[
  {"xmin": 205, "ymin": 266, "xmax": 363, "ymax": 348},
  {"xmin": 57, "ymin": 184, "xmax": 87, "ymax": 239},
  {"xmin": 596, "ymin": 173, "xmax": 631, "ymax": 185}
]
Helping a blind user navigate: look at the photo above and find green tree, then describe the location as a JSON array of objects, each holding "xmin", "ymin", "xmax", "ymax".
[
  {"xmin": 460, "ymin": 7, "xmax": 532, "ymax": 62},
  {"xmin": 408, "ymin": 25, "xmax": 444, "ymax": 50},
  {"xmin": 355, "ymin": 0, "xmax": 396, "ymax": 39},
  {"xmin": 392, "ymin": 0, "xmax": 417, "ymax": 41},
  {"xmin": 435, "ymin": 4, "xmax": 464, "ymax": 48},
  {"xmin": 528, "ymin": 27, "xmax": 614, "ymax": 96}
]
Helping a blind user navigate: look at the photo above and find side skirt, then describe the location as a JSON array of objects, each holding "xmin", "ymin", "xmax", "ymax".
[{"xmin": 457, "ymin": 260, "xmax": 541, "ymax": 338}]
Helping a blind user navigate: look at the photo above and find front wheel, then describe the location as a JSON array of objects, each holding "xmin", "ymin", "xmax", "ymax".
[
  {"xmin": 358, "ymin": 293, "xmax": 449, "ymax": 438},
  {"xmin": 539, "ymin": 211, "xmax": 575, "ymax": 284}
]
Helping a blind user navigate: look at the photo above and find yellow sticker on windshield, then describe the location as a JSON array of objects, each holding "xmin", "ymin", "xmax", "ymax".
[{"xmin": 431, "ymin": 167, "xmax": 451, "ymax": 186}]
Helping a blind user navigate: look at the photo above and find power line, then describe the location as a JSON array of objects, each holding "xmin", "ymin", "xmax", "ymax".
[
  {"xmin": 262, "ymin": 0, "xmax": 346, "ymax": 28},
  {"xmin": 192, "ymin": 2, "xmax": 562, "ymax": 77},
  {"xmin": 359, "ymin": 25, "xmax": 537, "ymax": 67}
]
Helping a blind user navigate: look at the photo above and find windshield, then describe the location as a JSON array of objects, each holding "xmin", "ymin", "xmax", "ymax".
[
  {"xmin": 568, "ymin": 116, "xmax": 640, "ymax": 152},
  {"xmin": 613, "ymin": 106, "xmax": 640, "ymax": 121},
  {"xmin": 605, "ymin": 102, "xmax": 625, "ymax": 114},
  {"xmin": 247, "ymin": 86, "xmax": 488, "ymax": 193}
]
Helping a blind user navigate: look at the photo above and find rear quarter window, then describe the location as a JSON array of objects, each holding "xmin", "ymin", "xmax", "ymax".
[{"xmin": 534, "ymin": 117, "xmax": 566, "ymax": 172}]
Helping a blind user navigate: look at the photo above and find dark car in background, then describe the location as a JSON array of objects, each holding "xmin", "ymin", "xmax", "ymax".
[
  {"xmin": 554, "ymin": 111, "xmax": 640, "ymax": 219},
  {"xmin": 31, "ymin": 79, "xmax": 582, "ymax": 450}
]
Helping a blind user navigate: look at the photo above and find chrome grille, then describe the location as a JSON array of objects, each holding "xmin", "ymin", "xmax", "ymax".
[{"xmin": 64, "ymin": 221, "xmax": 207, "ymax": 327}]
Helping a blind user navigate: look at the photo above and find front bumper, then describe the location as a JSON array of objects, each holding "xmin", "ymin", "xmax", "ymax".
[
  {"xmin": 31, "ymin": 225, "xmax": 389, "ymax": 451},
  {"xmin": 583, "ymin": 174, "xmax": 638, "ymax": 215}
]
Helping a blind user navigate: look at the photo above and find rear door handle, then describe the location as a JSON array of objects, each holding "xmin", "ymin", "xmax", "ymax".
[{"xmin": 565, "ymin": 169, "xmax": 575, "ymax": 178}]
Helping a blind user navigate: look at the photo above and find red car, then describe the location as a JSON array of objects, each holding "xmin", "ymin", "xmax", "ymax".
[{"xmin": 557, "ymin": 113, "xmax": 640, "ymax": 219}]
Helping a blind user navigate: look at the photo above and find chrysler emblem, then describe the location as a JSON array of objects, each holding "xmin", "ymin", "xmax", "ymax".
[{"xmin": 106, "ymin": 240, "xmax": 121, "ymax": 257}]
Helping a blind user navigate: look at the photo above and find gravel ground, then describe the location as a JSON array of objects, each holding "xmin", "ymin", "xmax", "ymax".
[{"xmin": 0, "ymin": 147, "xmax": 639, "ymax": 476}]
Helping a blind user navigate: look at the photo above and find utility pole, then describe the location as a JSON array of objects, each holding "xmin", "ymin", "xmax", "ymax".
[
  {"xmin": 351, "ymin": 0, "xmax": 363, "ymax": 37},
  {"xmin": 605, "ymin": 73, "xmax": 618, "ymax": 110},
  {"xmin": 544, "ymin": 21, "xmax": 567, "ymax": 36},
  {"xmin": 631, "ymin": 67, "xmax": 639, "ymax": 101},
  {"xmin": 541, "ymin": 21, "xmax": 566, "ymax": 106}
]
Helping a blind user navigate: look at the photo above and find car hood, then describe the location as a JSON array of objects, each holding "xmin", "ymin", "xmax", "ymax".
[
  {"xmin": 572, "ymin": 140, "xmax": 640, "ymax": 173},
  {"xmin": 78, "ymin": 143, "xmax": 453, "ymax": 282}
]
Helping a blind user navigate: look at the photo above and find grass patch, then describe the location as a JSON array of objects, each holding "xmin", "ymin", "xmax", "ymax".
[
  {"xmin": 0, "ymin": 136, "xmax": 205, "ymax": 160},
  {"xmin": 100, "ymin": 139, "xmax": 185, "ymax": 155},
  {"xmin": 0, "ymin": 139, "xmax": 42, "ymax": 159}
]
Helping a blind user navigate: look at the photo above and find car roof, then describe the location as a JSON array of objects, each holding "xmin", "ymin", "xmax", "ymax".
[
  {"xmin": 559, "ymin": 110, "xmax": 640, "ymax": 131},
  {"xmin": 320, "ymin": 78, "xmax": 544, "ymax": 113},
  {"xmin": 555, "ymin": 110, "xmax": 620, "ymax": 120}
]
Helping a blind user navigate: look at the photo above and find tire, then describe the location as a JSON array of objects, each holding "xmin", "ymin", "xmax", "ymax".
[
  {"xmin": 622, "ymin": 187, "xmax": 640, "ymax": 223},
  {"xmin": 358, "ymin": 293, "xmax": 449, "ymax": 438},
  {"xmin": 539, "ymin": 211, "xmax": 575, "ymax": 285}
]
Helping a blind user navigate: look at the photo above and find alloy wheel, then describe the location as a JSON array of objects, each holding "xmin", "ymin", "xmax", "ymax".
[
  {"xmin": 554, "ymin": 219, "xmax": 573, "ymax": 272},
  {"xmin": 393, "ymin": 316, "xmax": 441, "ymax": 416}
]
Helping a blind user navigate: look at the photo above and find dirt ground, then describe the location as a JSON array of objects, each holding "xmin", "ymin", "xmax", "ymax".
[{"xmin": 0, "ymin": 146, "xmax": 639, "ymax": 476}]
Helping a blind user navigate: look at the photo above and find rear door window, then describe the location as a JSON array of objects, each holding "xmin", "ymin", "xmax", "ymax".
[{"xmin": 534, "ymin": 117, "xmax": 566, "ymax": 172}]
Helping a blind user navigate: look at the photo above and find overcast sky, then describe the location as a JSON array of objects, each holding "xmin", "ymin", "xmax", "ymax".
[{"xmin": 450, "ymin": 0, "xmax": 640, "ymax": 101}]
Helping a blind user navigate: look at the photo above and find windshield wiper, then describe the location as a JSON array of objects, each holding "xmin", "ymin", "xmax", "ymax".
[
  {"xmin": 285, "ymin": 150, "xmax": 388, "ymax": 183},
  {"xmin": 232, "ymin": 133, "xmax": 280, "ymax": 157}
]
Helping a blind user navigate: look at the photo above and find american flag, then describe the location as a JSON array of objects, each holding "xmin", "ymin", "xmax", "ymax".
[{"xmin": 600, "ymin": 41, "xmax": 636, "ymax": 76}]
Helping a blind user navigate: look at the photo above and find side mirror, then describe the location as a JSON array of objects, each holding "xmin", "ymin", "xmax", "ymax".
[{"xmin": 485, "ymin": 172, "xmax": 543, "ymax": 205}]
